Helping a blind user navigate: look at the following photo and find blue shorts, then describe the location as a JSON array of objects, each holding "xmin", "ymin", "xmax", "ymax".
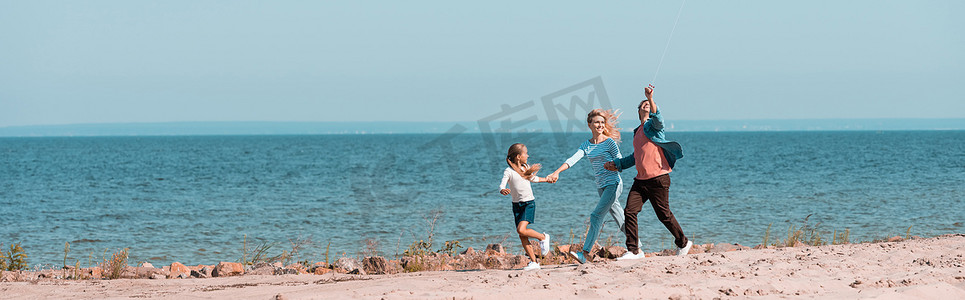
[{"xmin": 512, "ymin": 200, "xmax": 536, "ymax": 226}]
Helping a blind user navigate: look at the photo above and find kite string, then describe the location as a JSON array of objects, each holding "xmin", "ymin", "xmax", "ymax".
[{"xmin": 650, "ymin": 0, "xmax": 687, "ymax": 86}]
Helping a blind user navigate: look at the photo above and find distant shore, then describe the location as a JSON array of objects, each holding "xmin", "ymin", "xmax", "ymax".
[
  {"xmin": 2, "ymin": 234, "xmax": 964, "ymax": 299},
  {"xmin": 2, "ymin": 119, "xmax": 963, "ymax": 137}
]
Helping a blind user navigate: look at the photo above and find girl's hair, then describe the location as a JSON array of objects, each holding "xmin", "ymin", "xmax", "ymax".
[
  {"xmin": 586, "ymin": 108, "xmax": 621, "ymax": 142},
  {"xmin": 506, "ymin": 143, "xmax": 541, "ymax": 179}
]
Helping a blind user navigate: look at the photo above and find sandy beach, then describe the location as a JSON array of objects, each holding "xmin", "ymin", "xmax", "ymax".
[{"xmin": 2, "ymin": 234, "xmax": 963, "ymax": 299}]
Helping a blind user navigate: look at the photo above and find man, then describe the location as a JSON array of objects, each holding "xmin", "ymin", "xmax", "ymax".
[{"xmin": 604, "ymin": 84, "xmax": 692, "ymax": 259}]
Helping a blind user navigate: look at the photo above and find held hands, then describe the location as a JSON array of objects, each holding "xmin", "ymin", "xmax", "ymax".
[
  {"xmin": 545, "ymin": 172, "xmax": 560, "ymax": 183},
  {"xmin": 499, "ymin": 188, "xmax": 511, "ymax": 195},
  {"xmin": 604, "ymin": 161, "xmax": 618, "ymax": 171},
  {"xmin": 645, "ymin": 84, "xmax": 654, "ymax": 100}
]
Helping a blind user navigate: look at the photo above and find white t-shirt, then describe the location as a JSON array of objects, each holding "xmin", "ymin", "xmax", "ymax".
[{"xmin": 499, "ymin": 167, "xmax": 539, "ymax": 203}]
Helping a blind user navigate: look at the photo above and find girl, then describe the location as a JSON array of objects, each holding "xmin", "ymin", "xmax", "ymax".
[
  {"xmin": 545, "ymin": 108, "xmax": 628, "ymax": 264},
  {"xmin": 499, "ymin": 143, "xmax": 551, "ymax": 271}
]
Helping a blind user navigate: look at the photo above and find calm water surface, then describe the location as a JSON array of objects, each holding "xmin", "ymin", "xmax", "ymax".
[{"xmin": 1, "ymin": 131, "xmax": 963, "ymax": 266}]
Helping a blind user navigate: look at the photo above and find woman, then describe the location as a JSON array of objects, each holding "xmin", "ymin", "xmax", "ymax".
[{"xmin": 546, "ymin": 108, "xmax": 628, "ymax": 264}]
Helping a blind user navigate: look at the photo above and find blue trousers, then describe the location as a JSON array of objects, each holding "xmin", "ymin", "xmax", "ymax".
[{"xmin": 583, "ymin": 181, "xmax": 626, "ymax": 253}]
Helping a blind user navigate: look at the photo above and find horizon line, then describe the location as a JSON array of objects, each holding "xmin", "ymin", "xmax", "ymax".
[
  {"xmin": 1, "ymin": 118, "xmax": 963, "ymax": 137},
  {"xmin": 3, "ymin": 117, "xmax": 965, "ymax": 127}
]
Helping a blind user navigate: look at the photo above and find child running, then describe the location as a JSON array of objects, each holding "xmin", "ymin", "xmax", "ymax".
[
  {"xmin": 546, "ymin": 108, "xmax": 628, "ymax": 264},
  {"xmin": 499, "ymin": 143, "xmax": 552, "ymax": 271}
]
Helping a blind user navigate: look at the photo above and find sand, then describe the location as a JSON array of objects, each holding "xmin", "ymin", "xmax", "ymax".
[{"xmin": 2, "ymin": 234, "xmax": 964, "ymax": 299}]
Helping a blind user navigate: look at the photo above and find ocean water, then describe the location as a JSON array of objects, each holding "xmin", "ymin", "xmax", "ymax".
[{"xmin": 1, "ymin": 131, "xmax": 963, "ymax": 267}]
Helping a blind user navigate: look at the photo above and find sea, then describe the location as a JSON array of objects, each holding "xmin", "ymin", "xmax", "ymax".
[{"xmin": 1, "ymin": 131, "xmax": 963, "ymax": 267}]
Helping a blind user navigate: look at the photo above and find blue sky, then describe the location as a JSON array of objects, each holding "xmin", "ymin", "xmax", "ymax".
[{"xmin": 1, "ymin": 1, "xmax": 962, "ymax": 127}]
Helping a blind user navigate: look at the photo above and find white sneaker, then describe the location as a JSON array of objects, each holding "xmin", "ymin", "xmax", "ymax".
[
  {"xmin": 616, "ymin": 250, "xmax": 644, "ymax": 261},
  {"xmin": 539, "ymin": 233, "xmax": 550, "ymax": 256},
  {"xmin": 677, "ymin": 240, "xmax": 693, "ymax": 256},
  {"xmin": 523, "ymin": 262, "xmax": 540, "ymax": 271}
]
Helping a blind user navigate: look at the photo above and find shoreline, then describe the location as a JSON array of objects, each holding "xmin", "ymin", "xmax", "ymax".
[{"xmin": 2, "ymin": 234, "xmax": 964, "ymax": 299}]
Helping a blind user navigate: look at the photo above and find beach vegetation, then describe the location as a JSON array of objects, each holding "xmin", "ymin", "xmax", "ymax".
[
  {"xmin": 63, "ymin": 242, "xmax": 70, "ymax": 278},
  {"xmin": 72, "ymin": 260, "xmax": 84, "ymax": 279},
  {"xmin": 763, "ymin": 223, "xmax": 773, "ymax": 247},
  {"xmin": 102, "ymin": 248, "xmax": 128, "ymax": 279},
  {"xmin": 784, "ymin": 223, "xmax": 826, "ymax": 247},
  {"xmin": 281, "ymin": 236, "xmax": 313, "ymax": 266},
  {"xmin": 361, "ymin": 238, "xmax": 381, "ymax": 258},
  {"xmin": 402, "ymin": 256, "xmax": 426, "ymax": 273},
  {"xmin": 402, "ymin": 210, "xmax": 447, "ymax": 258},
  {"xmin": 1, "ymin": 242, "xmax": 29, "ymax": 271},
  {"xmin": 0, "ymin": 243, "xmax": 6, "ymax": 271},
  {"xmin": 437, "ymin": 240, "xmax": 462, "ymax": 256},
  {"xmin": 238, "ymin": 234, "xmax": 283, "ymax": 266},
  {"xmin": 604, "ymin": 233, "xmax": 617, "ymax": 248},
  {"xmin": 395, "ymin": 230, "xmax": 405, "ymax": 259},
  {"xmin": 832, "ymin": 229, "xmax": 850, "ymax": 245},
  {"xmin": 403, "ymin": 240, "xmax": 433, "ymax": 257},
  {"xmin": 324, "ymin": 242, "xmax": 331, "ymax": 265},
  {"xmin": 768, "ymin": 215, "xmax": 864, "ymax": 247}
]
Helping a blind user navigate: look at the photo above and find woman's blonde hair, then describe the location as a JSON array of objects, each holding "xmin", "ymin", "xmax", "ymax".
[
  {"xmin": 586, "ymin": 108, "xmax": 621, "ymax": 142},
  {"xmin": 506, "ymin": 143, "xmax": 541, "ymax": 180}
]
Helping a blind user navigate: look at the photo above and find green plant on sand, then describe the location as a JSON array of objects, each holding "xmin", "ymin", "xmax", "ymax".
[
  {"xmin": 1, "ymin": 242, "xmax": 29, "ymax": 271},
  {"xmin": 437, "ymin": 240, "xmax": 462, "ymax": 256},
  {"xmin": 239, "ymin": 234, "xmax": 282, "ymax": 265},
  {"xmin": 768, "ymin": 215, "xmax": 858, "ymax": 247}
]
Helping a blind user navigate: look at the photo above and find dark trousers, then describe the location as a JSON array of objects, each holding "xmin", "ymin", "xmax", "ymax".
[{"xmin": 624, "ymin": 174, "xmax": 688, "ymax": 253}]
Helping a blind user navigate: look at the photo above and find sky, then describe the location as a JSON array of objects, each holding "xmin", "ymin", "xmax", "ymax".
[{"xmin": 1, "ymin": 1, "xmax": 963, "ymax": 128}]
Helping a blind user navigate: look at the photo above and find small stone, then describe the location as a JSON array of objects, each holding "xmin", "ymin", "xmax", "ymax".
[
  {"xmin": 212, "ymin": 262, "xmax": 245, "ymax": 277},
  {"xmin": 484, "ymin": 256, "xmax": 501, "ymax": 269},
  {"xmin": 385, "ymin": 260, "xmax": 404, "ymax": 274},
  {"xmin": 190, "ymin": 268, "xmax": 208, "ymax": 278},
  {"xmin": 314, "ymin": 267, "xmax": 332, "ymax": 275},
  {"xmin": 485, "ymin": 244, "xmax": 505, "ymax": 255},
  {"xmin": 247, "ymin": 265, "xmax": 277, "ymax": 276},
  {"xmin": 887, "ymin": 236, "xmax": 904, "ymax": 243},
  {"xmin": 348, "ymin": 268, "xmax": 367, "ymax": 275},
  {"xmin": 334, "ymin": 257, "xmax": 362, "ymax": 272},
  {"xmin": 285, "ymin": 263, "xmax": 308, "ymax": 274},
  {"xmin": 119, "ymin": 266, "xmax": 138, "ymax": 279},
  {"xmin": 253, "ymin": 262, "xmax": 274, "ymax": 269},
  {"xmin": 850, "ymin": 280, "xmax": 862, "ymax": 288},
  {"xmin": 274, "ymin": 268, "xmax": 299, "ymax": 275},
  {"xmin": 461, "ymin": 247, "xmax": 476, "ymax": 255},
  {"xmin": 599, "ymin": 246, "xmax": 627, "ymax": 259},
  {"xmin": 114, "ymin": 266, "xmax": 162, "ymax": 279},
  {"xmin": 363, "ymin": 256, "xmax": 388, "ymax": 275},
  {"xmin": 311, "ymin": 261, "xmax": 328, "ymax": 269},
  {"xmin": 201, "ymin": 265, "xmax": 213, "ymax": 277},
  {"xmin": 140, "ymin": 262, "xmax": 154, "ymax": 268},
  {"xmin": 506, "ymin": 255, "xmax": 527, "ymax": 269},
  {"xmin": 169, "ymin": 262, "xmax": 190, "ymax": 279}
]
